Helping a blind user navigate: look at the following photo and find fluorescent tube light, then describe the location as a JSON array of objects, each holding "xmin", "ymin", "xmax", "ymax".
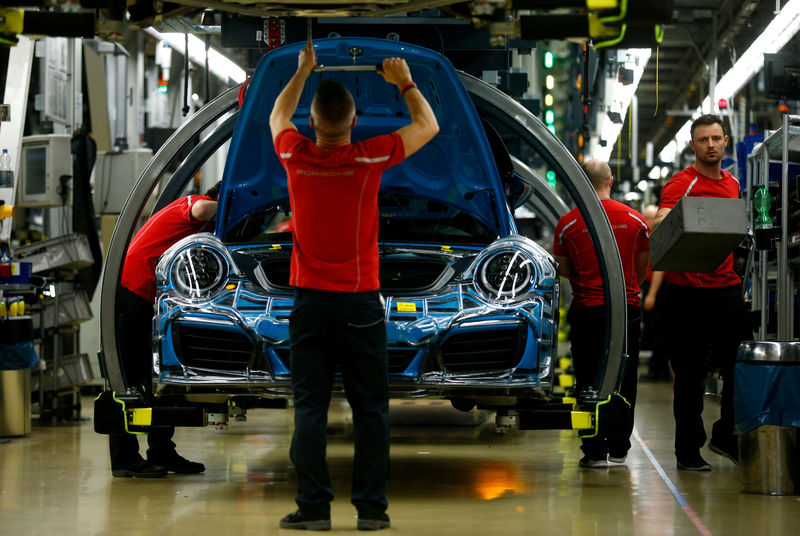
[{"xmin": 145, "ymin": 28, "xmax": 246, "ymax": 84}]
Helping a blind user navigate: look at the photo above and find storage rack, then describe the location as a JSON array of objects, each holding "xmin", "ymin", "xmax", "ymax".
[{"xmin": 746, "ymin": 114, "xmax": 800, "ymax": 340}]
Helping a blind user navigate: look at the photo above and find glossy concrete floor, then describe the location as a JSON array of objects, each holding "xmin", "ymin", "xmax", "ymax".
[{"xmin": 2, "ymin": 371, "xmax": 799, "ymax": 536}]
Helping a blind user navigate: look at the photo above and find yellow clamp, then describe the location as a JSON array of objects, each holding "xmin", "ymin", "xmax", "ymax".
[
  {"xmin": 130, "ymin": 408, "xmax": 153, "ymax": 426},
  {"xmin": 571, "ymin": 411, "xmax": 593, "ymax": 430},
  {"xmin": 0, "ymin": 204, "xmax": 14, "ymax": 220},
  {"xmin": 0, "ymin": 9, "xmax": 24, "ymax": 35},
  {"xmin": 558, "ymin": 374, "xmax": 575, "ymax": 388}
]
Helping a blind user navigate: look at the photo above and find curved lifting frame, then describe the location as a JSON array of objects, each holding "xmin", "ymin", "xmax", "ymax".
[
  {"xmin": 100, "ymin": 74, "xmax": 627, "ymax": 403},
  {"xmin": 511, "ymin": 155, "xmax": 570, "ymax": 230},
  {"xmin": 99, "ymin": 86, "xmax": 240, "ymax": 392},
  {"xmin": 459, "ymin": 72, "xmax": 628, "ymax": 402}
]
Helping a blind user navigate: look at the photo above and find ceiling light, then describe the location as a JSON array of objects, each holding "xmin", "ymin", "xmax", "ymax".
[
  {"xmin": 637, "ymin": 180, "xmax": 649, "ymax": 192},
  {"xmin": 648, "ymin": 166, "xmax": 660, "ymax": 180},
  {"xmin": 145, "ymin": 28, "xmax": 246, "ymax": 84}
]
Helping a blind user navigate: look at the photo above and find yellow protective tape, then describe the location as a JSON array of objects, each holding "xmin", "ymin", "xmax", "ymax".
[
  {"xmin": 558, "ymin": 357, "xmax": 572, "ymax": 370},
  {"xmin": 558, "ymin": 374, "xmax": 574, "ymax": 388}
]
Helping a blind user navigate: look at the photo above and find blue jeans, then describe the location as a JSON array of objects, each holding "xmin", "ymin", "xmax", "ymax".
[{"xmin": 289, "ymin": 288, "xmax": 390, "ymax": 518}]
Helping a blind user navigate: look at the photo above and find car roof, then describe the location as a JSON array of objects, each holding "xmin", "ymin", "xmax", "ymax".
[{"xmin": 216, "ymin": 37, "xmax": 510, "ymax": 237}]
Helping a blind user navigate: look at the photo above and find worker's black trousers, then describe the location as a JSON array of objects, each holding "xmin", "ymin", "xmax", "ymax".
[
  {"xmin": 661, "ymin": 283, "xmax": 752, "ymax": 460},
  {"xmin": 568, "ymin": 304, "xmax": 641, "ymax": 460},
  {"xmin": 289, "ymin": 288, "xmax": 390, "ymax": 519},
  {"xmin": 109, "ymin": 286, "xmax": 175, "ymax": 470}
]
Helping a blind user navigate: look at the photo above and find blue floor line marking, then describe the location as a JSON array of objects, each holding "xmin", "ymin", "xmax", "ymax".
[{"xmin": 633, "ymin": 427, "xmax": 713, "ymax": 536}]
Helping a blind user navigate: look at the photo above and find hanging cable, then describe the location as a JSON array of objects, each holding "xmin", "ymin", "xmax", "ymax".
[
  {"xmin": 182, "ymin": 33, "xmax": 190, "ymax": 116},
  {"xmin": 652, "ymin": 46, "xmax": 659, "ymax": 117}
]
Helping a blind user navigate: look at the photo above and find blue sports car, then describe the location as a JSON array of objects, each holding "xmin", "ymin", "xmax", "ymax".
[{"xmin": 96, "ymin": 38, "xmax": 629, "ymax": 435}]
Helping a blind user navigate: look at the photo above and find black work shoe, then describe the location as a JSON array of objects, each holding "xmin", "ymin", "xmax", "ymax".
[
  {"xmin": 148, "ymin": 450, "xmax": 205, "ymax": 474},
  {"xmin": 357, "ymin": 513, "xmax": 391, "ymax": 531},
  {"xmin": 677, "ymin": 456, "xmax": 711, "ymax": 471},
  {"xmin": 579, "ymin": 456, "xmax": 608, "ymax": 468},
  {"xmin": 112, "ymin": 459, "xmax": 167, "ymax": 478},
  {"xmin": 279, "ymin": 510, "xmax": 331, "ymax": 531},
  {"xmin": 708, "ymin": 440, "xmax": 739, "ymax": 465}
]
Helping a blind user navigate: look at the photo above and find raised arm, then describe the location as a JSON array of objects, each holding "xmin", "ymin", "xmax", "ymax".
[
  {"xmin": 269, "ymin": 40, "xmax": 317, "ymax": 143},
  {"xmin": 378, "ymin": 57, "xmax": 439, "ymax": 158}
]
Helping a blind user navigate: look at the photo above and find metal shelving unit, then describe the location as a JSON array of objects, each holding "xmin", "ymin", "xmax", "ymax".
[{"xmin": 747, "ymin": 114, "xmax": 800, "ymax": 340}]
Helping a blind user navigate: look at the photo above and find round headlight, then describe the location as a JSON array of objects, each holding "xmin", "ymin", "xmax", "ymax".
[
  {"xmin": 476, "ymin": 250, "xmax": 535, "ymax": 302},
  {"xmin": 171, "ymin": 246, "xmax": 227, "ymax": 298}
]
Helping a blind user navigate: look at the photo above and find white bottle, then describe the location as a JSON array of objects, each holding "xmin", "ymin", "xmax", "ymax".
[{"xmin": 0, "ymin": 148, "xmax": 12, "ymax": 189}]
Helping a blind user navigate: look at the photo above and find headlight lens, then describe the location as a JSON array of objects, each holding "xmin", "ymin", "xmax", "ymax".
[
  {"xmin": 476, "ymin": 249, "xmax": 535, "ymax": 302},
  {"xmin": 171, "ymin": 246, "xmax": 227, "ymax": 298}
]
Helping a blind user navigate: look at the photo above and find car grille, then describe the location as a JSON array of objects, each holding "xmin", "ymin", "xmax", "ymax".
[
  {"xmin": 273, "ymin": 347, "xmax": 417, "ymax": 374},
  {"xmin": 441, "ymin": 324, "xmax": 526, "ymax": 373},
  {"xmin": 259, "ymin": 257, "xmax": 448, "ymax": 293},
  {"xmin": 379, "ymin": 258, "xmax": 448, "ymax": 292},
  {"xmin": 174, "ymin": 322, "xmax": 255, "ymax": 371}
]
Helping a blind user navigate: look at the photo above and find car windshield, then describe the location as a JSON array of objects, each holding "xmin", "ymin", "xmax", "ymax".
[{"xmin": 223, "ymin": 192, "xmax": 497, "ymax": 246}]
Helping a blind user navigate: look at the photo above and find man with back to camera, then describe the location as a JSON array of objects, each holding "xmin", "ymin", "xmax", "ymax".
[
  {"xmin": 653, "ymin": 114, "xmax": 752, "ymax": 471},
  {"xmin": 269, "ymin": 40, "xmax": 438, "ymax": 530},
  {"xmin": 109, "ymin": 182, "xmax": 219, "ymax": 477},
  {"xmin": 553, "ymin": 160, "xmax": 650, "ymax": 468}
]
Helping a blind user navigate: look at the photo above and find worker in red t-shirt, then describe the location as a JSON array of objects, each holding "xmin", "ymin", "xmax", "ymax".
[
  {"xmin": 108, "ymin": 182, "xmax": 219, "ymax": 478},
  {"xmin": 553, "ymin": 159, "xmax": 649, "ymax": 469},
  {"xmin": 653, "ymin": 114, "xmax": 752, "ymax": 472},
  {"xmin": 269, "ymin": 40, "xmax": 438, "ymax": 531}
]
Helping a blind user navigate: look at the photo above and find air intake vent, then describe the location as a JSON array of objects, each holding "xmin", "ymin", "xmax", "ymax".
[
  {"xmin": 379, "ymin": 258, "xmax": 447, "ymax": 292},
  {"xmin": 174, "ymin": 322, "xmax": 256, "ymax": 371},
  {"xmin": 441, "ymin": 324, "xmax": 526, "ymax": 373},
  {"xmin": 273, "ymin": 347, "xmax": 418, "ymax": 374}
]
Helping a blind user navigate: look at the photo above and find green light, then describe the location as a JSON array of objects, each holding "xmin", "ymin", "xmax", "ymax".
[
  {"xmin": 546, "ymin": 170, "xmax": 557, "ymax": 189},
  {"xmin": 544, "ymin": 51, "xmax": 554, "ymax": 69},
  {"xmin": 158, "ymin": 84, "xmax": 168, "ymax": 94},
  {"xmin": 544, "ymin": 109, "xmax": 555, "ymax": 125},
  {"xmin": 547, "ymin": 124, "xmax": 556, "ymax": 136}
]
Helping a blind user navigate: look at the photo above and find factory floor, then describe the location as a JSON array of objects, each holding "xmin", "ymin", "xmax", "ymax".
[{"xmin": 1, "ymin": 369, "xmax": 798, "ymax": 536}]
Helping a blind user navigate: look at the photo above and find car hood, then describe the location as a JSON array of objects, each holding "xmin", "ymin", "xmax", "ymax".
[{"xmin": 216, "ymin": 37, "xmax": 510, "ymax": 237}]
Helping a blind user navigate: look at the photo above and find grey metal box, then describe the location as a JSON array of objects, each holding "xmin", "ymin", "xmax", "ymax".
[{"xmin": 651, "ymin": 196, "xmax": 746, "ymax": 272}]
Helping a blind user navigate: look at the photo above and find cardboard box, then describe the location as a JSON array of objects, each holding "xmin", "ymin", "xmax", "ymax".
[{"xmin": 650, "ymin": 196, "xmax": 746, "ymax": 272}]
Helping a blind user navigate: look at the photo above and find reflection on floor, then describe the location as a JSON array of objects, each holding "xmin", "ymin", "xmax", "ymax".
[{"xmin": 2, "ymin": 372, "xmax": 799, "ymax": 536}]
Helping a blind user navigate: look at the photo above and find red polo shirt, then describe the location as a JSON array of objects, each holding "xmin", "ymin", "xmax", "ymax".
[
  {"xmin": 275, "ymin": 128, "xmax": 404, "ymax": 292},
  {"xmin": 553, "ymin": 199, "xmax": 650, "ymax": 308},
  {"xmin": 659, "ymin": 165, "xmax": 741, "ymax": 288},
  {"xmin": 121, "ymin": 195, "xmax": 212, "ymax": 302}
]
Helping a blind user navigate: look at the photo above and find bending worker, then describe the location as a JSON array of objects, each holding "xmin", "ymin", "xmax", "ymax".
[
  {"xmin": 553, "ymin": 160, "xmax": 650, "ymax": 468},
  {"xmin": 652, "ymin": 114, "xmax": 752, "ymax": 471},
  {"xmin": 269, "ymin": 41, "xmax": 438, "ymax": 530},
  {"xmin": 109, "ymin": 183, "xmax": 219, "ymax": 478}
]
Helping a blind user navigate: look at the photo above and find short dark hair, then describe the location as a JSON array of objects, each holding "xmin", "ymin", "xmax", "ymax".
[
  {"xmin": 311, "ymin": 79, "xmax": 355, "ymax": 136},
  {"xmin": 204, "ymin": 181, "xmax": 221, "ymax": 200},
  {"xmin": 690, "ymin": 114, "xmax": 726, "ymax": 140}
]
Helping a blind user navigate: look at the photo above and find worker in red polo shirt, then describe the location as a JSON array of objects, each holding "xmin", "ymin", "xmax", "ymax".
[
  {"xmin": 269, "ymin": 40, "xmax": 438, "ymax": 531},
  {"xmin": 553, "ymin": 160, "xmax": 650, "ymax": 469},
  {"xmin": 108, "ymin": 183, "xmax": 219, "ymax": 478},
  {"xmin": 653, "ymin": 114, "xmax": 752, "ymax": 472}
]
